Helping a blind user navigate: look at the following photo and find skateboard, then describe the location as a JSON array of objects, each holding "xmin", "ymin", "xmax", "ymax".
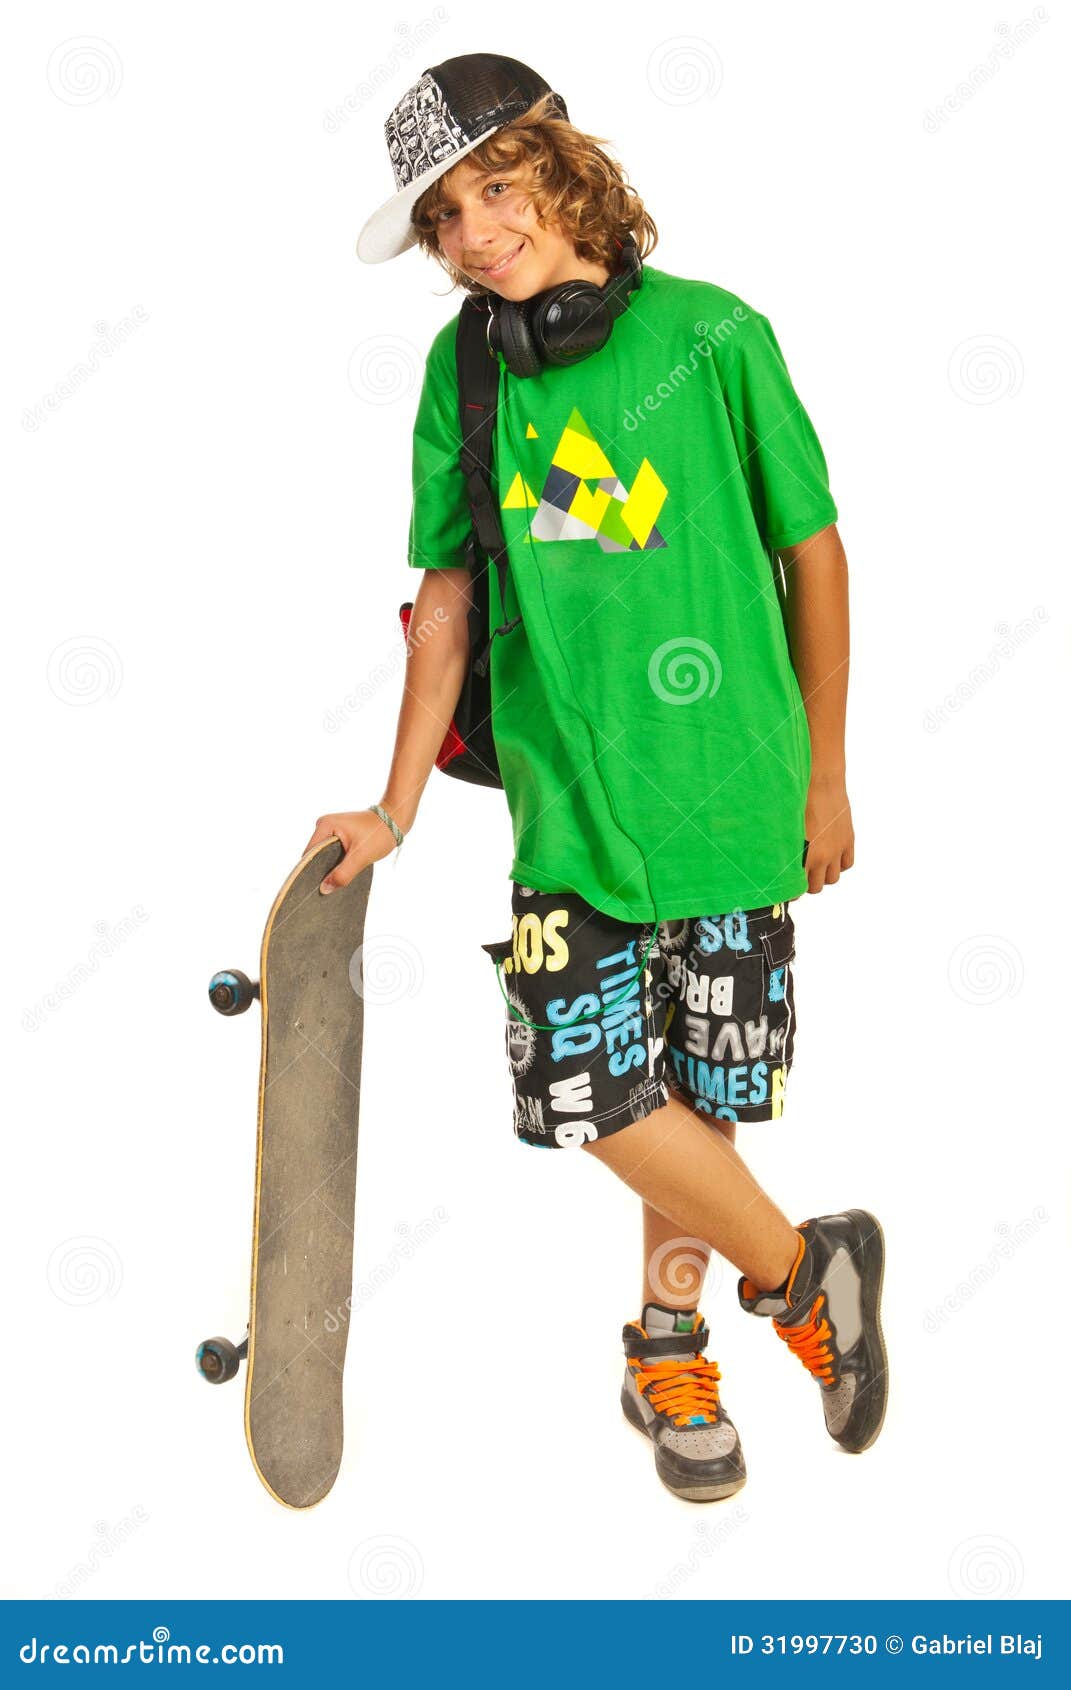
[{"xmin": 195, "ymin": 837, "xmax": 373, "ymax": 1509}]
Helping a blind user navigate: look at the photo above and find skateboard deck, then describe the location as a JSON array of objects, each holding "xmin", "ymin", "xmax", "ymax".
[{"xmin": 197, "ymin": 837, "xmax": 372, "ymax": 1508}]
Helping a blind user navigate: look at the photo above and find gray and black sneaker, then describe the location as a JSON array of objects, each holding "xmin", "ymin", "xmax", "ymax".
[
  {"xmin": 738, "ymin": 1210, "xmax": 888, "ymax": 1453},
  {"xmin": 621, "ymin": 1304, "xmax": 747, "ymax": 1502}
]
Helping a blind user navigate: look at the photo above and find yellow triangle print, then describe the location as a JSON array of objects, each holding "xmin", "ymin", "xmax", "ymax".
[
  {"xmin": 554, "ymin": 421, "xmax": 614, "ymax": 480},
  {"xmin": 568, "ymin": 482, "xmax": 612, "ymax": 529},
  {"xmin": 503, "ymin": 472, "xmax": 539, "ymax": 510},
  {"xmin": 620, "ymin": 459, "xmax": 669, "ymax": 548},
  {"xmin": 526, "ymin": 423, "xmax": 538, "ymax": 439}
]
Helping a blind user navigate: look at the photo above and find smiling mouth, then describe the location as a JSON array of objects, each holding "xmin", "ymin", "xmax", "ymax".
[{"xmin": 478, "ymin": 241, "xmax": 524, "ymax": 277}]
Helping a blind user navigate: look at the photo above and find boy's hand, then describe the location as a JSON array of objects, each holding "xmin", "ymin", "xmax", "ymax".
[
  {"xmin": 301, "ymin": 809, "xmax": 402, "ymax": 894},
  {"xmin": 803, "ymin": 773, "xmax": 855, "ymax": 892}
]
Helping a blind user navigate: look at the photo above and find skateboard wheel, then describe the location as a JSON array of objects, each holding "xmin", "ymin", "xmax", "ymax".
[
  {"xmin": 208, "ymin": 970, "xmax": 257, "ymax": 1016},
  {"xmin": 195, "ymin": 1336, "xmax": 242, "ymax": 1384}
]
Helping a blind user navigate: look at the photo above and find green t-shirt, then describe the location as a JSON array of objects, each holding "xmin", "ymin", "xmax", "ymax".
[{"xmin": 408, "ymin": 263, "xmax": 838, "ymax": 923}]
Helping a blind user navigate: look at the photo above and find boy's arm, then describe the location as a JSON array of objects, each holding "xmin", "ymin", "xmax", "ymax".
[
  {"xmin": 775, "ymin": 522, "xmax": 855, "ymax": 892},
  {"xmin": 303, "ymin": 565, "xmax": 472, "ymax": 891},
  {"xmin": 380, "ymin": 564, "xmax": 473, "ymax": 832}
]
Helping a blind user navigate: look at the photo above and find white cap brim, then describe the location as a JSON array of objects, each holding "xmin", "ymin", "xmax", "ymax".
[{"xmin": 355, "ymin": 127, "xmax": 505, "ymax": 264}]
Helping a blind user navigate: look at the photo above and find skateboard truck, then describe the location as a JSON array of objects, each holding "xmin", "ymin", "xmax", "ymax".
[
  {"xmin": 207, "ymin": 969, "xmax": 260, "ymax": 1016},
  {"xmin": 195, "ymin": 1332, "xmax": 249, "ymax": 1385}
]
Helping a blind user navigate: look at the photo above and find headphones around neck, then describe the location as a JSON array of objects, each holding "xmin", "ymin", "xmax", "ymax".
[{"xmin": 483, "ymin": 235, "xmax": 643, "ymax": 378}]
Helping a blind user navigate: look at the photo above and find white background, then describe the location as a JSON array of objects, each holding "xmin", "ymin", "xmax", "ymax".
[{"xmin": 4, "ymin": 1, "xmax": 1068, "ymax": 1602}]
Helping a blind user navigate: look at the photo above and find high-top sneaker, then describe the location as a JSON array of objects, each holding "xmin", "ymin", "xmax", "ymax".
[
  {"xmin": 621, "ymin": 1303, "xmax": 747, "ymax": 1502},
  {"xmin": 738, "ymin": 1210, "xmax": 888, "ymax": 1453}
]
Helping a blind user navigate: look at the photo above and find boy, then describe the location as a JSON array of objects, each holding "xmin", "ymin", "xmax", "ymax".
[{"xmin": 305, "ymin": 53, "xmax": 887, "ymax": 1503}]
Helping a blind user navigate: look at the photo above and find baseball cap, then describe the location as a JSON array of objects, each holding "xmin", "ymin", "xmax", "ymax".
[{"xmin": 356, "ymin": 52, "xmax": 568, "ymax": 264}]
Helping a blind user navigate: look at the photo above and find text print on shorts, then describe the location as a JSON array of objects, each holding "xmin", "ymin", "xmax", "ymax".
[{"xmin": 481, "ymin": 884, "xmax": 797, "ymax": 1149}]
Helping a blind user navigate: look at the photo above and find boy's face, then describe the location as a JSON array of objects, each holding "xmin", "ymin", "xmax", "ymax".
[{"xmin": 429, "ymin": 158, "xmax": 611, "ymax": 298}]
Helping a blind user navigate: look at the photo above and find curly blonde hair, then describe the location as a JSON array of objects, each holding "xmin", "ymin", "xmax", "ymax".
[{"xmin": 409, "ymin": 90, "xmax": 658, "ymax": 297}]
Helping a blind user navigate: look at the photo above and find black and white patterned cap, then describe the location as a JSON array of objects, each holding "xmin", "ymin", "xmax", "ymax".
[{"xmin": 356, "ymin": 53, "xmax": 568, "ymax": 264}]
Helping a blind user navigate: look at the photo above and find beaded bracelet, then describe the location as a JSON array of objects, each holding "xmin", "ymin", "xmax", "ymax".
[{"xmin": 369, "ymin": 802, "xmax": 406, "ymax": 850}]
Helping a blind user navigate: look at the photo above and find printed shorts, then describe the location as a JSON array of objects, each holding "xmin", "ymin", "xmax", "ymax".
[{"xmin": 480, "ymin": 882, "xmax": 798, "ymax": 1149}]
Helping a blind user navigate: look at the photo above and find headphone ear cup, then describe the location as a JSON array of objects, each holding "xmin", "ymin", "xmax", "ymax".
[
  {"xmin": 533, "ymin": 285, "xmax": 612, "ymax": 366},
  {"xmin": 495, "ymin": 299, "xmax": 543, "ymax": 380}
]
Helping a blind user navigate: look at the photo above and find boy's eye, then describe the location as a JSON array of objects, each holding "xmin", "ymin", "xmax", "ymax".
[{"xmin": 436, "ymin": 181, "xmax": 512, "ymax": 222}]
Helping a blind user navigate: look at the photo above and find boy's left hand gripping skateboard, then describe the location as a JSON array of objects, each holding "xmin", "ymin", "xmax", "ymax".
[{"xmin": 196, "ymin": 838, "xmax": 372, "ymax": 1509}]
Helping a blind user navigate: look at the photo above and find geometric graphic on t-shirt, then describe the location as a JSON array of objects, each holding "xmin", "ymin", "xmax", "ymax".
[
  {"xmin": 505, "ymin": 405, "xmax": 668, "ymax": 552},
  {"xmin": 502, "ymin": 473, "xmax": 540, "ymax": 509}
]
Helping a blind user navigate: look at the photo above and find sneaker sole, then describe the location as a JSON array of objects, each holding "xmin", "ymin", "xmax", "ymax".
[
  {"xmin": 621, "ymin": 1387, "xmax": 748, "ymax": 1503},
  {"xmin": 837, "ymin": 1207, "xmax": 889, "ymax": 1453}
]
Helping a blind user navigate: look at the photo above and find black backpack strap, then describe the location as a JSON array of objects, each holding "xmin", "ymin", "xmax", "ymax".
[{"xmin": 456, "ymin": 297, "xmax": 521, "ymax": 677}]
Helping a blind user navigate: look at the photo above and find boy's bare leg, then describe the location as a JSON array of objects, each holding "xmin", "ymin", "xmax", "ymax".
[
  {"xmin": 586, "ymin": 1090, "xmax": 799, "ymax": 1291},
  {"xmin": 640, "ymin": 1116, "xmax": 735, "ymax": 1311}
]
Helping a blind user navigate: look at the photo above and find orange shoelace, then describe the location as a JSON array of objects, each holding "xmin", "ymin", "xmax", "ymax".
[
  {"xmin": 629, "ymin": 1355, "xmax": 723, "ymax": 1426},
  {"xmin": 772, "ymin": 1294, "xmax": 836, "ymax": 1386}
]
